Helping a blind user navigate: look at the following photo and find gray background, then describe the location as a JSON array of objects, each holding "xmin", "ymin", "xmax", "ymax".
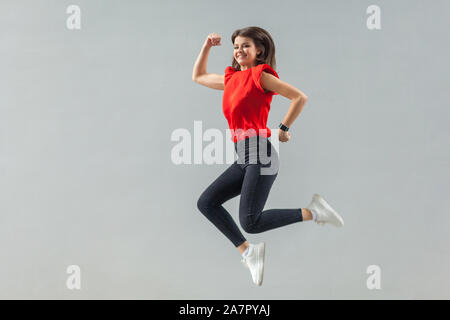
[{"xmin": 0, "ymin": 0, "xmax": 449, "ymax": 299}]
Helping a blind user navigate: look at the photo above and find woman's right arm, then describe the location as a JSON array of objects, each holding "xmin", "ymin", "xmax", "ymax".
[{"xmin": 192, "ymin": 33, "xmax": 225, "ymax": 90}]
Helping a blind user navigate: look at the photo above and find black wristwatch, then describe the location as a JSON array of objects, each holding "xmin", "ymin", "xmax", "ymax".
[{"xmin": 279, "ymin": 122, "xmax": 289, "ymax": 132}]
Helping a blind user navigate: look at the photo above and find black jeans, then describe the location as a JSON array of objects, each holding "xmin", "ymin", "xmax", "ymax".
[{"xmin": 197, "ymin": 136, "xmax": 303, "ymax": 248}]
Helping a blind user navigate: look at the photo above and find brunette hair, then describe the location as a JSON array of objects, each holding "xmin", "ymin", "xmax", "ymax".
[{"xmin": 230, "ymin": 26, "xmax": 277, "ymax": 72}]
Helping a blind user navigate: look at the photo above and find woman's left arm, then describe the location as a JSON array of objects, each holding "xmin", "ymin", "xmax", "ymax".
[{"xmin": 260, "ymin": 71, "xmax": 309, "ymax": 129}]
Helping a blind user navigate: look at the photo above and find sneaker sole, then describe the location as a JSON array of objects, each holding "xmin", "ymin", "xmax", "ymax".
[
  {"xmin": 257, "ymin": 242, "xmax": 265, "ymax": 286},
  {"xmin": 315, "ymin": 194, "xmax": 344, "ymax": 227}
]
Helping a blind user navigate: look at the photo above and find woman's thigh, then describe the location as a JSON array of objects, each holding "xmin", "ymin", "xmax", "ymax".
[
  {"xmin": 239, "ymin": 164, "xmax": 278, "ymax": 228},
  {"xmin": 198, "ymin": 162, "xmax": 245, "ymax": 208}
]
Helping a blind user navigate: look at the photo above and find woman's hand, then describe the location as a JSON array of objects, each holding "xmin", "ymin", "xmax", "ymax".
[
  {"xmin": 205, "ymin": 32, "xmax": 222, "ymax": 48},
  {"xmin": 278, "ymin": 129, "xmax": 291, "ymax": 142}
]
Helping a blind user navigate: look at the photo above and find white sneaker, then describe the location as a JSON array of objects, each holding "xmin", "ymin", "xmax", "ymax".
[
  {"xmin": 307, "ymin": 194, "xmax": 344, "ymax": 227},
  {"xmin": 241, "ymin": 242, "xmax": 265, "ymax": 286}
]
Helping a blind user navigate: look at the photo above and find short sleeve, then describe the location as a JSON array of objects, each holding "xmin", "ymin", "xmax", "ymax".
[
  {"xmin": 224, "ymin": 66, "xmax": 237, "ymax": 86},
  {"xmin": 252, "ymin": 64, "xmax": 279, "ymax": 95}
]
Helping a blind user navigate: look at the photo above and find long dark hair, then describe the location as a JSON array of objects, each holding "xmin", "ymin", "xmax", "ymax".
[{"xmin": 231, "ymin": 26, "xmax": 277, "ymax": 72}]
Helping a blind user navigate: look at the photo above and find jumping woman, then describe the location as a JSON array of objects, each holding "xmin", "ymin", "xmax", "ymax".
[{"xmin": 192, "ymin": 26, "xmax": 344, "ymax": 286}]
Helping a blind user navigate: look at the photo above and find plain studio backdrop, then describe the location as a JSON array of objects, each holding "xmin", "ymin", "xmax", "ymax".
[{"xmin": 0, "ymin": 0, "xmax": 449, "ymax": 299}]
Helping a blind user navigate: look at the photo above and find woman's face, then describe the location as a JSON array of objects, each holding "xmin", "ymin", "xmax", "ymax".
[{"xmin": 233, "ymin": 36, "xmax": 261, "ymax": 69}]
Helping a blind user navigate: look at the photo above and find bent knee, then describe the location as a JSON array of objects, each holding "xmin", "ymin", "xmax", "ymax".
[
  {"xmin": 197, "ymin": 194, "xmax": 208, "ymax": 212},
  {"xmin": 197, "ymin": 192, "xmax": 216, "ymax": 213},
  {"xmin": 240, "ymin": 218, "xmax": 258, "ymax": 234}
]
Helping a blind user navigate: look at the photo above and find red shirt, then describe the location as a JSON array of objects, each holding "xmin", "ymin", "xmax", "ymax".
[{"xmin": 222, "ymin": 63, "xmax": 279, "ymax": 143}]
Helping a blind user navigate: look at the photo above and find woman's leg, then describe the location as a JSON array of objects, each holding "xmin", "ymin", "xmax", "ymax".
[
  {"xmin": 239, "ymin": 164, "xmax": 305, "ymax": 234},
  {"xmin": 197, "ymin": 162, "xmax": 248, "ymax": 248}
]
